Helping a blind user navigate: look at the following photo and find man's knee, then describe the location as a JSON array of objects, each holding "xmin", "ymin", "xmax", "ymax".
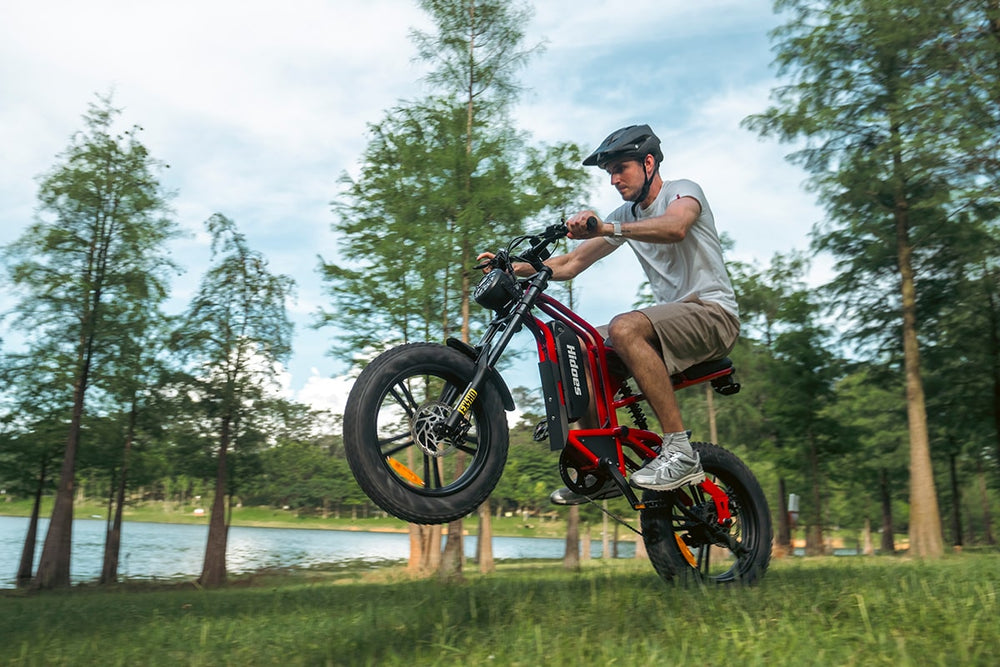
[{"xmin": 607, "ymin": 311, "xmax": 652, "ymax": 348}]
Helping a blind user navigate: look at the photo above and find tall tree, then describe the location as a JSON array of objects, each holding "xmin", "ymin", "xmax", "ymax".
[
  {"xmin": 173, "ymin": 214, "xmax": 294, "ymax": 588},
  {"xmin": 2, "ymin": 94, "xmax": 176, "ymax": 588},
  {"xmin": 741, "ymin": 0, "xmax": 997, "ymax": 557},
  {"xmin": 98, "ymin": 303, "xmax": 172, "ymax": 584},
  {"xmin": 324, "ymin": 0, "xmax": 588, "ymax": 578},
  {"xmin": 414, "ymin": 0, "xmax": 561, "ymax": 579}
]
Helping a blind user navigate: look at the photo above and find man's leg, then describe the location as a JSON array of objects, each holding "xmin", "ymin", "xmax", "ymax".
[
  {"xmin": 605, "ymin": 311, "xmax": 682, "ymax": 432},
  {"xmin": 606, "ymin": 311, "xmax": 704, "ymax": 491}
]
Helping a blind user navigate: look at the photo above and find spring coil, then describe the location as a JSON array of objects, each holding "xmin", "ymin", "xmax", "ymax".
[{"xmin": 617, "ymin": 379, "xmax": 648, "ymax": 430}]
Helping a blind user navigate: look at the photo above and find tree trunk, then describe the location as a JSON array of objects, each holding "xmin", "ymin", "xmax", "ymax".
[
  {"xmin": 804, "ymin": 435, "xmax": 824, "ymax": 556},
  {"xmin": 705, "ymin": 383, "xmax": 718, "ymax": 443},
  {"xmin": 407, "ymin": 524, "xmax": 423, "ymax": 572},
  {"xmin": 438, "ymin": 518, "xmax": 464, "ymax": 582},
  {"xmin": 978, "ymin": 461, "xmax": 995, "ymax": 545},
  {"xmin": 409, "ymin": 524, "xmax": 442, "ymax": 575},
  {"xmin": 199, "ymin": 414, "xmax": 232, "ymax": 588},
  {"xmin": 862, "ymin": 518, "xmax": 875, "ymax": 556},
  {"xmin": 33, "ymin": 376, "xmax": 88, "ymax": 589},
  {"xmin": 776, "ymin": 478, "xmax": 791, "ymax": 553},
  {"xmin": 101, "ymin": 404, "xmax": 137, "ymax": 584},
  {"xmin": 634, "ymin": 531, "xmax": 647, "ymax": 559},
  {"xmin": 581, "ymin": 524, "xmax": 591, "ymax": 561},
  {"xmin": 16, "ymin": 458, "xmax": 47, "ymax": 587},
  {"xmin": 601, "ymin": 501, "xmax": 610, "ymax": 558},
  {"xmin": 984, "ymin": 264, "xmax": 1000, "ymax": 487},
  {"xmin": 893, "ymin": 187, "xmax": 944, "ymax": 557},
  {"xmin": 563, "ymin": 505, "xmax": 580, "ymax": 570},
  {"xmin": 880, "ymin": 468, "xmax": 896, "ymax": 554},
  {"xmin": 476, "ymin": 499, "xmax": 494, "ymax": 574},
  {"xmin": 423, "ymin": 524, "xmax": 442, "ymax": 573},
  {"xmin": 949, "ymin": 453, "xmax": 963, "ymax": 548}
]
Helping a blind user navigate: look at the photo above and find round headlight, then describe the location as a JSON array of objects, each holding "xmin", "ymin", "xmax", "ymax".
[{"xmin": 474, "ymin": 270, "xmax": 517, "ymax": 312}]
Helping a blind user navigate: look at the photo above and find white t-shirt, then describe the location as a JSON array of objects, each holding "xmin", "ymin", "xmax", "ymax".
[{"xmin": 604, "ymin": 179, "xmax": 739, "ymax": 319}]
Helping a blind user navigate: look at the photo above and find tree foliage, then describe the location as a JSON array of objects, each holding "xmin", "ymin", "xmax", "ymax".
[
  {"xmin": 2, "ymin": 93, "xmax": 177, "ymax": 588},
  {"xmin": 172, "ymin": 213, "xmax": 294, "ymax": 587}
]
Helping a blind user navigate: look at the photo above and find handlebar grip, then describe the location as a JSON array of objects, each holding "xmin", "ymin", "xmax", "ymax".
[{"xmin": 586, "ymin": 216, "xmax": 598, "ymax": 233}]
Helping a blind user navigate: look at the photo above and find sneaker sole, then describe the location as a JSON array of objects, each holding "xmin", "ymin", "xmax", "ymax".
[
  {"xmin": 550, "ymin": 486, "xmax": 624, "ymax": 506},
  {"xmin": 629, "ymin": 469, "xmax": 705, "ymax": 492}
]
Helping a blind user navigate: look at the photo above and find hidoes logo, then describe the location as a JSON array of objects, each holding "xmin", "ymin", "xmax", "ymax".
[{"xmin": 564, "ymin": 341, "xmax": 584, "ymax": 398}]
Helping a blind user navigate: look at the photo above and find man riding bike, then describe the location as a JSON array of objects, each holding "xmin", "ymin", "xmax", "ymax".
[{"xmin": 481, "ymin": 124, "xmax": 740, "ymax": 504}]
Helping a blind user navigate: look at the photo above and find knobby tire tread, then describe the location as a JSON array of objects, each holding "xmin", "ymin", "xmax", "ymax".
[
  {"xmin": 640, "ymin": 442, "xmax": 772, "ymax": 586},
  {"xmin": 343, "ymin": 343, "xmax": 509, "ymax": 525}
]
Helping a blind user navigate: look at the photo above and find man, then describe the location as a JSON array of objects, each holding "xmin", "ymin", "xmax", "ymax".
[{"xmin": 488, "ymin": 124, "xmax": 740, "ymax": 504}]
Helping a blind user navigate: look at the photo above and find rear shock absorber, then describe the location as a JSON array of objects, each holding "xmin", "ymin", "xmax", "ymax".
[{"xmin": 617, "ymin": 379, "xmax": 648, "ymax": 430}]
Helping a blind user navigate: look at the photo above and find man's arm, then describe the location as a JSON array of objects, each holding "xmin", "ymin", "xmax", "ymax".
[
  {"xmin": 567, "ymin": 196, "xmax": 702, "ymax": 244},
  {"xmin": 478, "ymin": 235, "xmax": 618, "ymax": 281},
  {"xmin": 533, "ymin": 236, "xmax": 617, "ymax": 281}
]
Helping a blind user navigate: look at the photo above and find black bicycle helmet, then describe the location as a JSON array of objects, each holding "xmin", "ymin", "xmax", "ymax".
[{"xmin": 582, "ymin": 124, "xmax": 663, "ymax": 168}]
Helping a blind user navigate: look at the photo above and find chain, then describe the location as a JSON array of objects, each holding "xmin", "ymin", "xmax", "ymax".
[{"xmin": 583, "ymin": 495, "xmax": 644, "ymax": 537}]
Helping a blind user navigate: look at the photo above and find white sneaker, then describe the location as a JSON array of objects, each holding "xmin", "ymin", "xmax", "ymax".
[
  {"xmin": 549, "ymin": 482, "xmax": 623, "ymax": 506},
  {"xmin": 629, "ymin": 440, "xmax": 704, "ymax": 491}
]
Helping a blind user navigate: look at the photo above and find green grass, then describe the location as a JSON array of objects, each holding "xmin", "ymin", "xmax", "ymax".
[{"xmin": 2, "ymin": 554, "xmax": 998, "ymax": 666}]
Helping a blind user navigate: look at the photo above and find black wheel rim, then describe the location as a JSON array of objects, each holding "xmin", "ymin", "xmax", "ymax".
[{"xmin": 372, "ymin": 367, "xmax": 492, "ymax": 497}]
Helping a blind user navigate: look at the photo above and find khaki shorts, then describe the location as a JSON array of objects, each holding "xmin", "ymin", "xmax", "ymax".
[{"xmin": 598, "ymin": 298, "xmax": 740, "ymax": 375}]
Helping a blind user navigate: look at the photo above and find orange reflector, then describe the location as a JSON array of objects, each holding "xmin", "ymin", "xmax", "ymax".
[
  {"xmin": 388, "ymin": 458, "xmax": 423, "ymax": 486},
  {"xmin": 675, "ymin": 533, "xmax": 697, "ymax": 567}
]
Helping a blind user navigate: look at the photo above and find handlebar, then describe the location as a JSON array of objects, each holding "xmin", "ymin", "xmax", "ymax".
[{"xmin": 475, "ymin": 216, "xmax": 599, "ymax": 273}]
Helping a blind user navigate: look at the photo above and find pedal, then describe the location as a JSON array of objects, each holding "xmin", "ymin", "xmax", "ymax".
[
  {"xmin": 532, "ymin": 420, "xmax": 549, "ymax": 442},
  {"xmin": 600, "ymin": 458, "xmax": 643, "ymax": 508}
]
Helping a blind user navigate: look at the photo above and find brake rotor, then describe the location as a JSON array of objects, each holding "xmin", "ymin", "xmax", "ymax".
[{"xmin": 410, "ymin": 402, "xmax": 461, "ymax": 458}]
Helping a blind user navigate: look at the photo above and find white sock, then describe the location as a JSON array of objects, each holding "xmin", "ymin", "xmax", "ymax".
[{"xmin": 662, "ymin": 431, "xmax": 694, "ymax": 457}]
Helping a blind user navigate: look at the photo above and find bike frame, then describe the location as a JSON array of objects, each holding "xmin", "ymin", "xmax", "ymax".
[{"xmin": 447, "ymin": 244, "xmax": 736, "ymax": 519}]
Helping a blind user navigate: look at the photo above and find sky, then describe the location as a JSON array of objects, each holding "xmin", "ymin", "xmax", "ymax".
[{"xmin": 0, "ymin": 0, "xmax": 827, "ymax": 418}]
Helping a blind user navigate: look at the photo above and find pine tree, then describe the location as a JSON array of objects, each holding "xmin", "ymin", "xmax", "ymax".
[{"xmin": 3, "ymin": 94, "xmax": 177, "ymax": 587}]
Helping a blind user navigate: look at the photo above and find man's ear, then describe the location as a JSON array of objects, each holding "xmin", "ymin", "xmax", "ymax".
[{"xmin": 644, "ymin": 153, "xmax": 657, "ymax": 177}]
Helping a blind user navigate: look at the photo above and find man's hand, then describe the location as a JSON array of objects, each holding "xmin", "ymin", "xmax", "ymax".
[
  {"xmin": 476, "ymin": 252, "xmax": 496, "ymax": 274},
  {"xmin": 477, "ymin": 251, "xmax": 534, "ymax": 277},
  {"xmin": 566, "ymin": 210, "xmax": 603, "ymax": 239}
]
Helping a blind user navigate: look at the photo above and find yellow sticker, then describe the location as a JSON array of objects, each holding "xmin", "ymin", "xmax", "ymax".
[{"xmin": 457, "ymin": 388, "xmax": 477, "ymax": 416}]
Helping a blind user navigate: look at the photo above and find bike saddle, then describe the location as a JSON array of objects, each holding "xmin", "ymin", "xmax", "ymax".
[{"xmin": 605, "ymin": 340, "xmax": 740, "ymax": 395}]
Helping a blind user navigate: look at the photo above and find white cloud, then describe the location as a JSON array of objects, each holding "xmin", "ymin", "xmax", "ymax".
[{"xmin": 0, "ymin": 0, "xmax": 827, "ymax": 406}]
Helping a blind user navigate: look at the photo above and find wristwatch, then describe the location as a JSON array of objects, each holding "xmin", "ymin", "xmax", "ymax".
[{"xmin": 612, "ymin": 222, "xmax": 623, "ymax": 238}]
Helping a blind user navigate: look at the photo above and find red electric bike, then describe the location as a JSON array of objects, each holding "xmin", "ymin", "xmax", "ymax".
[{"xmin": 343, "ymin": 222, "xmax": 772, "ymax": 584}]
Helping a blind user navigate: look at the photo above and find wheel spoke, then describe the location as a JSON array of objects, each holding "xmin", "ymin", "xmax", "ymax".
[
  {"xmin": 378, "ymin": 430, "xmax": 414, "ymax": 458},
  {"xmin": 454, "ymin": 432, "xmax": 480, "ymax": 456},
  {"xmin": 428, "ymin": 456, "xmax": 444, "ymax": 489},
  {"xmin": 387, "ymin": 381, "xmax": 420, "ymax": 418},
  {"xmin": 438, "ymin": 381, "xmax": 461, "ymax": 405}
]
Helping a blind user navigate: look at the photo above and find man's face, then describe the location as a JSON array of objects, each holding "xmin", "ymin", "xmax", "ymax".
[{"xmin": 604, "ymin": 158, "xmax": 647, "ymax": 202}]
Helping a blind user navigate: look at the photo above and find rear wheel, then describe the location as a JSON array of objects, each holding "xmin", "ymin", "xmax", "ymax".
[
  {"xmin": 640, "ymin": 442, "xmax": 772, "ymax": 585},
  {"xmin": 343, "ymin": 343, "xmax": 509, "ymax": 524}
]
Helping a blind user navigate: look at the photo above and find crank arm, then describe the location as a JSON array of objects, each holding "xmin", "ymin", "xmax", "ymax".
[{"xmin": 599, "ymin": 458, "xmax": 644, "ymax": 508}]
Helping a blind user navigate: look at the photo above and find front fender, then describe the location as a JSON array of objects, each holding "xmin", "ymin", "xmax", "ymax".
[{"xmin": 445, "ymin": 338, "xmax": 516, "ymax": 412}]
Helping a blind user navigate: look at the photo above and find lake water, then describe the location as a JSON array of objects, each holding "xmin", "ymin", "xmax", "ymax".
[{"xmin": 0, "ymin": 515, "xmax": 634, "ymax": 588}]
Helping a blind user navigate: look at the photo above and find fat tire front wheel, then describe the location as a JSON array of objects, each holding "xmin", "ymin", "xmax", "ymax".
[
  {"xmin": 343, "ymin": 343, "xmax": 509, "ymax": 524},
  {"xmin": 640, "ymin": 442, "xmax": 772, "ymax": 585}
]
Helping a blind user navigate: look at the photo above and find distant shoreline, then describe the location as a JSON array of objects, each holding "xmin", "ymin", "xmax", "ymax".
[{"xmin": 0, "ymin": 501, "xmax": 606, "ymax": 541}]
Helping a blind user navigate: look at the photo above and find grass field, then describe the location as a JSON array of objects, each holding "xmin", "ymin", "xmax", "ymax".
[{"xmin": 2, "ymin": 553, "xmax": 997, "ymax": 666}]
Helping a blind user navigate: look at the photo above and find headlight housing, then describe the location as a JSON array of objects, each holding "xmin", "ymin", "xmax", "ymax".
[{"xmin": 474, "ymin": 269, "xmax": 519, "ymax": 312}]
